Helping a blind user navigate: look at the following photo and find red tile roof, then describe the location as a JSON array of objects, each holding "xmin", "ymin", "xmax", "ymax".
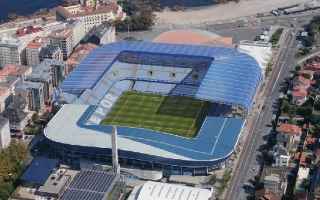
[
  {"xmin": 292, "ymin": 88, "xmax": 308, "ymax": 98},
  {"xmin": 277, "ymin": 124, "xmax": 302, "ymax": 136}
]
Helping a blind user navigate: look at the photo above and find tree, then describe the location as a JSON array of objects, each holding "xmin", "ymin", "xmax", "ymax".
[
  {"xmin": 115, "ymin": 0, "xmax": 159, "ymax": 31},
  {"xmin": 0, "ymin": 141, "xmax": 27, "ymax": 199},
  {"xmin": 281, "ymin": 99, "xmax": 290, "ymax": 114}
]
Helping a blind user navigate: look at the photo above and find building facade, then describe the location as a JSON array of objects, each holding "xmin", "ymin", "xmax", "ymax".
[
  {"xmin": 0, "ymin": 115, "xmax": 10, "ymax": 149},
  {"xmin": 0, "ymin": 37, "xmax": 25, "ymax": 67},
  {"xmin": 49, "ymin": 30, "xmax": 73, "ymax": 60},
  {"xmin": 56, "ymin": 1, "xmax": 125, "ymax": 33}
]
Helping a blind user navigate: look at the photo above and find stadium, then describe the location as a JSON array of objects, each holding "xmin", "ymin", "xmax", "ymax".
[{"xmin": 44, "ymin": 31, "xmax": 262, "ymax": 175}]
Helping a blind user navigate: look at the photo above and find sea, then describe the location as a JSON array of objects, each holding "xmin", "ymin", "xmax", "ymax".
[
  {"xmin": 0, "ymin": 0, "xmax": 63, "ymax": 22},
  {"xmin": 0, "ymin": 0, "xmax": 216, "ymax": 22}
]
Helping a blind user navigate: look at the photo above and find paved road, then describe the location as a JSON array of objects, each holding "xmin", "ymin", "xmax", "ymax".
[{"xmin": 225, "ymin": 29, "xmax": 298, "ymax": 200}]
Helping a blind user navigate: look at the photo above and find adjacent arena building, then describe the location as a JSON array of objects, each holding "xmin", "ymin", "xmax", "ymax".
[{"xmin": 45, "ymin": 31, "xmax": 263, "ymax": 175}]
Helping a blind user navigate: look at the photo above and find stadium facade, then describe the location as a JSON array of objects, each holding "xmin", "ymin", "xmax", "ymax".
[{"xmin": 45, "ymin": 41, "xmax": 262, "ymax": 175}]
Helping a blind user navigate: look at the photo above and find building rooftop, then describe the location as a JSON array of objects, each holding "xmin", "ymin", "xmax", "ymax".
[
  {"xmin": 128, "ymin": 181, "xmax": 212, "ymax": 200},
  {"xmin": 49, "ymin": 28, "xmax": 72, "ymax": 39},
  {"xmin": 0, "ymin": 64, "xmax": 31, "ymax": 78},
  {"xmin": 276, "ymin": 123, "xmax": 302, "ymax": 136},
  {"xmin": 20, "ymin": 157, "xmax": 59, "ymax": 185},
  {"xmin": 38, "ymin": 168, "xmax": 78, "ymax": 197},
  {"xmin": 292, "ymin": 88, "xmax": 308, "ymax": 98},
  {"xmin": 26, "ymin": 37, "xmax": 48, "ymax": 49},
  {"xmin": 16, "ymin": 26, "xmax": 43, "ymax": 37},
  {"xmin": 60, "ymin": 169, "xmax": 117, "ymax": 200}
]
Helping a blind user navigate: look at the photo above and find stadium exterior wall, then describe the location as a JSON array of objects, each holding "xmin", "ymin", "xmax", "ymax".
[{"xmin": 44, "ymin": 139, "xmax": 227, "ymax": 175}]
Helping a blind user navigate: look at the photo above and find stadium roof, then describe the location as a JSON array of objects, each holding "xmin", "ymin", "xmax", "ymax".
[
  {"xmin": 45, "ymin": 104, "xmax": 244, "ymax": 165},
  {"xmin": 61, "ymin": 41, "xmax": 261, "ymax": 110}
]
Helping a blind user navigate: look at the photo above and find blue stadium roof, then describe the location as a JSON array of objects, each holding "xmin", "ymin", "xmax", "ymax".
[{"xmin": 61, "ymin": 41, "xmax": 261, "ymax": 110}]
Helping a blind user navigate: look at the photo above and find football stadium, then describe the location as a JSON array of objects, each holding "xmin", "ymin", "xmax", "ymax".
[{"xmin": 44, "ymin": 32, "xmax": 262, "ymax": 175}]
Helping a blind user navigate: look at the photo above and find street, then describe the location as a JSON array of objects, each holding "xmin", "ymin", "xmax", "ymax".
[{"xmin": 225, "ymin": 28, "xmax": 298, "ymax": 200}]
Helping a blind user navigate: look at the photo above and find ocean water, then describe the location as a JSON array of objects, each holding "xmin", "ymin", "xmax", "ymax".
[
  {"xmin": 0, "ymin": 0, "xmax": 216, "ymax": 22},
  {"xmin": 0, "ymin": 0, "xmax": 63, "ymax": 22}
]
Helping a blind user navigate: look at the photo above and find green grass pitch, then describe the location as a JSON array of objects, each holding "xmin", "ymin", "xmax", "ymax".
[{"xmin": 101, "ymin": 91, "xmax": 209, "ymax": 138}]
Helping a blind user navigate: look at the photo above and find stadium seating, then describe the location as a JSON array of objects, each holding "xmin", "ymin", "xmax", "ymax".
[
  {"xmin": 170, "ymin": 85, "xmax": 199, "ymax": 96},
  {"xmin": 133, "ymin": 81, "xmax": 176, "ymax": 95},
  {"xmin": 87, "ymin": 80, "xmax": 132, "ymax": 125}
]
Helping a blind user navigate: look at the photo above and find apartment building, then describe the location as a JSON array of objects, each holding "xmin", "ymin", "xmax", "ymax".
[
  {"xmin": 0, "ymin": 37, "xmax": 26, "ymax": 67},
  {"xmin": 56, "ymin": 1, "xmax": 125, "ymax": 33},
  {"xmin": 49, "ymin": 29, "xmax": 73, "ymax": 60},
  {"xmin": 25, "ymin": 37, "xmax": 50, "ymax": 67}
]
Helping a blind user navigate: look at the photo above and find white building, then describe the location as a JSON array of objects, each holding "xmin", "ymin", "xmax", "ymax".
[
  {"xmin": 0, "ymin": 115, "xmax": 10, "ymax": 149},
  {"xmin": 238, "ymin": 40, "xmax": 272, "ymax": 75},
  {"xmin": 56, "ymin": 1, "xmax": 125, "ymax": 33},
  {"xmin": 49, "ymin": 29, "xmax": 74, "ymax": 60},
  {"xmin": 25, "ymin": 37, "xmax": 49, "ymax": 67},
  {"xmin": 69, "ymin": 20, "xmax": 86, "ymax": 47},
  {"xmin": 295, "ymin": 167, "xmax": 310, "ymax": 193},
  {"xmin": 127, "ymin": 181, "xmax": 213, "ymax": 200},
  {"xmin": 49, "ymin": 20, "xmax": 86, "ymax": 60},
  {"xmin": 0, "ymin": 37, "xmax": 26, "ymax": 68}
]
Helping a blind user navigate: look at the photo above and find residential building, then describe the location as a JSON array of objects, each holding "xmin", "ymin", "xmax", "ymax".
[
  {"xmin": 295, "ymin": 167, "xmax": 310, "ymax": 195},
  {"xmin": 21, "ymin": 59, "xmax": 65, "ymax": 110},
  {"xmin": 82, "ymin": 23, "xmax": 115, "ymax": 45},
  {"xmin": 273, "ymin": 144, "xmax": 290, "ymax": 167},
  {"xmin": 292, "ymin": 88, "xmax": 308, "ymax": 105},
  {"xmin": 25, "ymin": 37, "xmax": 49, "ymax": 67},
  {"xmin": 0, "ymin": 69, "xmax": 29, "ymax": 112},
  {"xmin": 291, "ymin": 75, "xmax": 312, "ymax": 105},
  {"xmin": 40, "ymin": 45, "xmax": 63, "ymax": 61},
  {"xmin": 68, "ymin": 19, "xmax": 86, "ymax": 48},
  {"xmin": 16, "ymin": 81, "xmax": 45, "ymax": 112},
  {"xmin": 56, "ymin": 1, "xmax": 125, "ymax": 33},
  {"xmin": 0, "ymin": 64, "xmax": 31, "ymax": 112},
  {"xmin": 261, "ymin": 167, "xmax": 289, "ymax": 197},
  {"xmin": 0, "ymin": 115, "xmax": 10, "ymax": 149},
  {"xmin": 256, "ymin": 190, "xmax": 281, "ymax": 200},
  {"xmin": 276, "ymin": 123, "xmax": 302, "ymax": 151},
  {"xmin": 3, "ymin": 95, "xmax": 29, "ymax": 131},
  {"xmin": 49, "ymin": 29, "xmax": 73, "ymax": 60},
  {"xmin": 0, "ymin": 37, "xmax": 25, "ymax": 67}
]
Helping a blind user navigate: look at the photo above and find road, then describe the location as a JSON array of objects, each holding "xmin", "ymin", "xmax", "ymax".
[{"xmin": 225, "ymin": 29, "xmax": 298, "ymax": 200}]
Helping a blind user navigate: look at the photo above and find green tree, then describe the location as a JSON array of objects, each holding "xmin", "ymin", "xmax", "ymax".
[{"xmin": 116, "ymin": 0, "xmax": 159, "ymax": 31}]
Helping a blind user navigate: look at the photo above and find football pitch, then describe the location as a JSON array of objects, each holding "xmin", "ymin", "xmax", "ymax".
[{"xmin": 101, "ymin": 91, "xmax": 209, "ymax": 138}]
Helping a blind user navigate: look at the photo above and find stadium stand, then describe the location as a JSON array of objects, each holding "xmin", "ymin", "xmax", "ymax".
[{"xmin": 45, "ymin": 41, "xmax": 262, "ymax": 175}]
